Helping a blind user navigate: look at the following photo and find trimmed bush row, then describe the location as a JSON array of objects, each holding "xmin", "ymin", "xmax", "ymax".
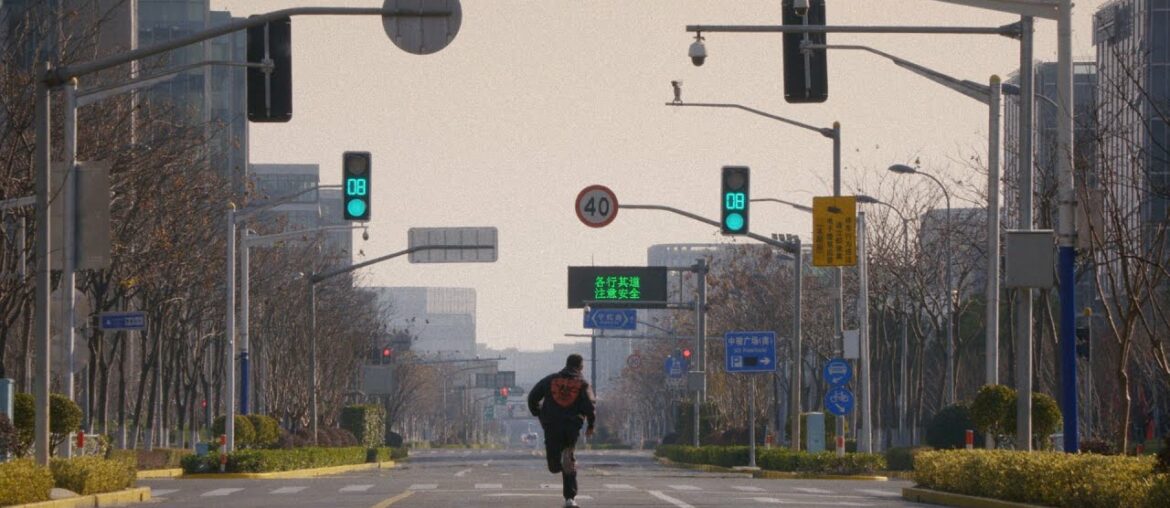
[
  {"xmin": 180, "ymin": 446, "xmax": 407, "ymax": 474},
  {"xmin": 0, "ymin": 455, "xmax": 137, "ymax": 506},
  {"xmin": 915, "ymin": 449, "xmax": 1170, "ymax": 508},
  {"xmin": 0, "ymin": 459, "xmax": 54, "ymax": 506},
  {"xmin": 655, "ymin": 445, "xmax": 886, "ymax": 476}
]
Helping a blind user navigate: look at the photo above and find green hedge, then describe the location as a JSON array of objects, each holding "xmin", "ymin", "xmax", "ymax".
[
  {"xmin": 655, "ymin": 445, "xmax": 885, "ymax": 476},
  {"xmin": 50, "ymin": 456, "xmax": 136, "ymax": 496},
  {"xmin": 884, "ymin": 446, "xmax": 932, "ymax": 471},
  {"xmin": 915, "ymin": 450, "xmax": 1169, "ymax": 508},
  {"xmin": 0, "ymin": 459, "xmax": 54, "ymax": 505},
  {"xmin": 340, "ymin": 405, "xmax": 386, "ymax": 449},
  {"xmin": 180, "ymin": 446, "xmax": 406, "ymax": 474},
  {"xmin": 108, "ymin": 447, "xmax": 190, "ymax": 470},
  {"xmin": 212, "ymin": 415, "xmax": 256, "ymax": 448}
]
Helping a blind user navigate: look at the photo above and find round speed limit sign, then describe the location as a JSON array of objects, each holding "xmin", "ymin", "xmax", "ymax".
[{"xmin": 575, "ymin": 185, "xmax": 618, "ymax": 228}]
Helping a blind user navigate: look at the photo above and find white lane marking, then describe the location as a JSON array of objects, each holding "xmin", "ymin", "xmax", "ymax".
[
  {"xmin": 605, "ymin": 484, "xmax": 635, "ymax": 490},
  {"xmin": 150, "ymin": 489, "xmax": 179, "ymax": 497},
  {"xmin": 481, "ymin": 459, "xmax": 494, "ymax": 467},
  {"xmin": 733, "ymin": 486, "xmax": 766, "ymax": 492},
  {"xmin": 649, "ymin": 490, "xmax": 696, "ymax": 508},
  {"xmin": 540, "ymin": 483, "xmax": 559, "ymax": 489},
  {"xmin": 856, "ymin": 489, "xmax": 900, "ymax": 497},
  {"xmin": 668, "ymin": 484, "xmax": 701, "ymax": 491},
  {"xmin": 201, "ymin": 488, "xmax": 244, "ymax": 497},
  {"xmin": 740, "ymin": 497, "xmax": 872, "ymax": 506},
  {"xmin": 407, "ymin": 484, "xmax": 437, "ymax": 491},
  {"xmin": 475, "ymin": 483, "xmax": 503, "ymax": 489},
  {"xmin": 792, "ymin": 487, "xmax": 833, "ymax": 494},
  {"xmin": 339, "ymin": 484, "xmax": 374, "ymax": 493},
  {"xmin": 484, "ymin": 494, "xmax": 593, "ymax": 499},
  {"xmin": 454, "ymin": 468, "xmax": 472, "ymax": 477},
  {"xmin": 271, "ymin": 487, "xmax": 306, "ymax": 494}
]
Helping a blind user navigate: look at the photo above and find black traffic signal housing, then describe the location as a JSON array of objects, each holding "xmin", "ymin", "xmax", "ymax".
[
  {"xmin": 782, "ymin": 0, "xmax": 828, "ymax": 103},
  {"xmin": 247, "ymin": 16, "xmax": 292, "ymax": 122},
  {"xmin": 342, "ymin": 151, "xmax": 371, "ymax": 221},
  {"xmin": 381, "ymin": 347, "xmax": 393, "ymax": 364},
  {"xmin": 721, "ymin": 166, "xmax": 750, "ymax": 235}
]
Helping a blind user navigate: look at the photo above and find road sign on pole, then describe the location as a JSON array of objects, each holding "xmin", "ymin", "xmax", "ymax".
[
  {"xmin": 724, "ymin": 331, "xmax": 777, "ymax": 373},
  {"xmin": 407, "ymin": 227, "xmax": 497, "ymax": 263},
  {"xmin": 583, "ymin": 308, "xmax": 637, "ymax": 330},
  {"xmin": 823, "ymin": 358, "xmax": 852, "ymax": 386},
  {"xmin": 382, "ymin": 0, "xmax": 463, "ymax": 55},
  {"xmin": 825, "ymin": 386, "xmax": 854, "ymax": 416},
  {"xmin": 665, "ymin": 356, "xmax": 686, "ymax": 384},
  {"xmin": 626, "ymin": 353, "xmax": 643, "ymax": 370},
  {"xmin": 812, "ymin": 196, "xmax": 857, "ymax": 267},
  {"xmin": 99, "ymin": 311, "xmax": 146, "ymax": 331},
  {"xmin": 575, "ymin": 185, "xmax": 619, "ymax": 228}
]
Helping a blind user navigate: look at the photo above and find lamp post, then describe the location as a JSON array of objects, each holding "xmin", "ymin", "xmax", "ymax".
[{"xmin": 889, "ymin": 164, "xmax": 955, "ymax": 406}]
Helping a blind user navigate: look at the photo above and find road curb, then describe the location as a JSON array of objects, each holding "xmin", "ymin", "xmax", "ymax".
[
  {"xmin": 180, "ymin": 460, "xmax": 395, "ymax": 479},
  {"xmin": 9, "ymin": 487, "xmax": 151, "ymax": 508},
  {"xmin": 656, "ymin": 457, "xmax": 888, "ymax": 481},
  {"xmin": 902, "ymin": 487, "xmax": 1046, "ymax": 508},
  {"xmin": 135, "ymin": 468, "xmax": 183, "ymax": 479}
]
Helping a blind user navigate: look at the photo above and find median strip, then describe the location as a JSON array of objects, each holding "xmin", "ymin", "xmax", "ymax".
[
  {"xmin": 181, "ymin": 460, "xmax": 395, "ymax": 480},
  {"xmin": 902, "ymin": 487, "xmax": 1046, "ymax": 508}
]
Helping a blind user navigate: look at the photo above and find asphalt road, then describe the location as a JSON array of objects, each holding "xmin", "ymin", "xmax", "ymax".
[{"xmin": 140, "ymin": 448, "xmax": 926, "ymax": 507}]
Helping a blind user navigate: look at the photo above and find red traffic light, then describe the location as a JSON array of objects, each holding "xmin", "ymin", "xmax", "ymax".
[
  {"xmin": 682, "ymin": 348, "xmax": 692, "ymax": 360},
  {"xmin": 499, "ymin": 387, "xmax": 510, "ymax": 397},
  {"xmin": 382, "ymin": 348, "xmax": 393, "ymax": 358}
]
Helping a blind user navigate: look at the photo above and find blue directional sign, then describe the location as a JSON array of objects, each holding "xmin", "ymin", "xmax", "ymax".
[
  {"xmin": 583, "ymin": 308, "xmax": 637, "ymax": 330},
  {"xmin": 665, "ymin": 356, "xmax": 686, "ymax": 379},
  {"xmin": 823, "ymin": 358, "xmax": 852, "ymax": 386},
  {"xmin": 99, "ymin": 311, "xmax": 146, "ymax": 331},
  {"xmin": 825, "ymin": 386, "xmax": 855, "ymax": 416},
  {"xmin": 724, "ymin": 331, "xmax": 777, "ymax": 373}
]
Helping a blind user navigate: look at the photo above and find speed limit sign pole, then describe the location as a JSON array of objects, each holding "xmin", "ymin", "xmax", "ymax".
[{"xmin": 575, "ymin": 185, "xmax": 619, "ymax": 228}]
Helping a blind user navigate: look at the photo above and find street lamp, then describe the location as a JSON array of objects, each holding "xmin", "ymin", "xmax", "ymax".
[{"xmin": 888, "ymin": 164, "xmax": 955, "ymax": 406}]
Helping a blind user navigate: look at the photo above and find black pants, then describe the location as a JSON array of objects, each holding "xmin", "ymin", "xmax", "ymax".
[{"xmin": 543, "ymin": 424, "xmax": 580, "ymax": 499}]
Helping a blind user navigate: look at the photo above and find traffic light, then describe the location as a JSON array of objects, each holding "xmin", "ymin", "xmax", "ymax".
[
  {"xmin": 247, "ymin": 16, "xmax": 292, "ymax": 122},
  {"xmin": 721, "ymin": 166, "xmax": 750, "ymax": 235},
  {"xmin": 682, "ymin": 348, "xmax": 692, "ymax": 361},
  {"xmin": 782, "ymin": 0, "xmax": 828, "ymax": 103},
  {"xmin": 381, "ymin": 347, "xmax": 393, "ymax": 364},
  {"xmin": 499, "ymin": 387, "xmax": 510, "ymax": 398},
  {"xmin": 342, "ymin": 151, "xmax": 371, "ymax": 221}
]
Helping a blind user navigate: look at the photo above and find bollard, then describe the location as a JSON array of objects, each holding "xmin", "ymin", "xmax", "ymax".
[
  {"xmin": 76, "ymin": 432, "xmax": 85, "ymax": 451},
  {"xmin": 836, "ymin": 435, "xmax": 845, "ymax": 457},
  {"xmin": 965, "ymin": 429, "xmax": 974, "ymax": 450},
  {"xmin": 219, "ymin": 434, "xmax": 228, "ymax": 472}
]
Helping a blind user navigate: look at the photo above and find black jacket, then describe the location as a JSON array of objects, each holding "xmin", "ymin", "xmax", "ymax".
[{"xmin": 528, "ymin": 367, "xmax": 596, "ymax": 430}]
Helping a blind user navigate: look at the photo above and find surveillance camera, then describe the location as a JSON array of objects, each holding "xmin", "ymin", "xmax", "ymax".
[
  {"xmin": 688, "ymin": 38, "xmax": 707, "ymax": 67},
  {"xmin": 793, "ymin": 0, "xmax": 810, "ymax": 17}
]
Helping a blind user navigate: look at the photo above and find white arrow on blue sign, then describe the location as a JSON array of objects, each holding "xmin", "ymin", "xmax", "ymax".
[
  {"xmin": 825, "ymin": 386, "xmax": 854, "ymax": 416},
  {"xmin": 823, "ymin": 358, "xmax": 852, "ymax": 386},
  {"xmin": 583, "ymin": 308, "xmax": 637, "ymax": 330},
  {"xmin": 724, "ymin": 331, "xmax": 777, "ymax": 373},
  {"xmin": 99, "ymin": 311, "xmax": 146, "ymax": 331}
]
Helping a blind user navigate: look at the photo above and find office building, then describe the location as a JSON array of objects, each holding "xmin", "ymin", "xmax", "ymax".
[{"xmin": 369, "ymin": 287, "xmax": 478, "ymax": 358}]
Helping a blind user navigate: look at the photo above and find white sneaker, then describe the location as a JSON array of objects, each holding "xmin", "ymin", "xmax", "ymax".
[{"xmin": 563, "ymin": 498, "xmax": 579, "ymax": 508}]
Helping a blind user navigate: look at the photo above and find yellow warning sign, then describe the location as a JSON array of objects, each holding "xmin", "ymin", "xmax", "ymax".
[{"xmin": 812, "ymin": 196, "xmax": 857, "ymax": 267}]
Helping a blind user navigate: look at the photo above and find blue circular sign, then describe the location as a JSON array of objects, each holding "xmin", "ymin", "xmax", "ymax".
[
  {"xmin": 823, "ymin": 358, "xmax": 852, "ymax": 386},
  {"xmin": 824, "ymin": 386, "xmax": 854, "ymax": 416}
]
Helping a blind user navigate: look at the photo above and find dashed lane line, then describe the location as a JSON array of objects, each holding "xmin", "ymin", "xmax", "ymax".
[
  {"xmin": 474, "ymin": 483, "xmax": 503, "ymax": 489},
  {"xmin": 271, "ymin": 487, "xmax": 307, "ymax": 494},
  {"xmin": 732, "ymin": 486, "xmax": 765, "ymax": 492},
  {"xmin": 454, "ymin": 468, "xmax": 473, "ymax": 477},
  {"xmin": 339, "ymin": 484, "xmax": 374, "ymax": 493},
  {"xmin": 668, "ymin": 484, "xmax": 702, "ymax": 491},
  {"xmin": 406, "ymin": 484, "xmax": 437, "ymax": 491},
  {"xmin": 201, "ymin": 488, "xmax": 244, "ymax": 497},
  {"xmin": 648, "ymin": 490, "xmax": 696, "ymax": 508},
  {"xmin": 604, "ymin": 484, "xmax": 635, "ymax": 490},
  {"xmin": 792, "ymin": 487, "xmax": 833, "ymax": 494}
]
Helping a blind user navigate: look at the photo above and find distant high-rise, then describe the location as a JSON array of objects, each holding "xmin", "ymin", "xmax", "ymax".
[{"xmin": 369, "ymin": 287, "xmax": 478, "ymax": 358}]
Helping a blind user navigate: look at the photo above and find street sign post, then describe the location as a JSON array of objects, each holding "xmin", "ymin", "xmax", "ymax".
[
  {"xmin": 583, "ymin": 308, "xmax": 637, "ymax": 330},
  {"xmin": 382, "ymin": 0, "xmax": 462, "ymax": 55},
  {"xmin": 98, "ymin": 311, "xmax": 146, "ymax": 331},
  {"xmin": 724, "ymin": 331, "xmax": 777, "ymax": 373},
  {"xmin": 665, "ymin": 356, "xmax": 686, "ymax": 386},
  {"xmin": 626, "ymin": 353, "xmax": 642, "ymax": 370},
  {"xmin": 823, "ymin": 358, "xmax": 852, "ymax": 386},
  {"xmin": 812, "ymin": 196, "xmax": 857, "ymax": 267},
  {"xmin": 825, "ymin": 386, "xmax": 855, "ymax": 416},
  {"xmin": 575, "ymin": 185, "xmax": 619, "ymax": 228},
  {"xmin": 407, "ymin": 227, "xmax": 497, "ymax": 263}
]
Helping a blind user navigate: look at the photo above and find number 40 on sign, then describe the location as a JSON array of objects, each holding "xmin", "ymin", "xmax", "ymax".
[{"xmin": 575, "ymin": 185, "xmax": 619, "ymax": 228}]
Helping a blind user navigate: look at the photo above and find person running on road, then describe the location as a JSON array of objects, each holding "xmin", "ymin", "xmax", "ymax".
[{"xmin": 527, "ymin": 353, "xmax": 596, "ymax": 508}]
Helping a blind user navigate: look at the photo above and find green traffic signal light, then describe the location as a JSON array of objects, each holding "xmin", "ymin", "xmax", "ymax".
[
  {"xmin": 721, "ymin": 166, "xmax": 750, "ymax": 235},
  {"xmin": 343, "ymin": 151, "xmax": 371, "ymax": 221}
]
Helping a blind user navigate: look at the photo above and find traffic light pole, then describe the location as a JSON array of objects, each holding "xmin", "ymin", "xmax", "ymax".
[{"xmin": 305, "ymin": 244, "xmax": 492, "ymax": 445}]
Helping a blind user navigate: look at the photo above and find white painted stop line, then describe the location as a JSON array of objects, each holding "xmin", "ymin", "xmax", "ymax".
[
  {"xmin": 605, "ymin": 484, "xmax": 635, "ymax": 490},
  {"xmin": 475, "ymin": 483, "xmax": 503, "ymax": 489},
  {"xmin": 668, "ymin": 484, "xmax": 701, "ymax": 491}
]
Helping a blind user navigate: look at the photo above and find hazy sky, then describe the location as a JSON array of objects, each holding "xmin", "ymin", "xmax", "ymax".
[{"xmin": 212, "ymin": 0, "xmax": 1108, "ymax": 351}]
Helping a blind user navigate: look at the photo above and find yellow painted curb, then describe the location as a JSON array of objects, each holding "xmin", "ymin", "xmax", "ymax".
[
  {"xmin": 10, "ymin": 487, "xmax": 151, "ymax": 508},
  {"xmin": 902, "ymin": 487, "xmax": 1046, "ymax": 508},
  {"xmin": 135, "ymin": 468, "xmax": 183, "ymax": 479},
  {"xmin": 182, "ymin": 460, "xmax": 395, "ymax": 480}
]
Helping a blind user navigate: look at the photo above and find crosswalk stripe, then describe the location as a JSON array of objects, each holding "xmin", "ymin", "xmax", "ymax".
[
  {"xmin": 792, "ymin": 487, "xmax": 833, "ymax": 494},
  {"xmin": 856, "ymin": 489, "xmax": 899, "ymax": 497},
  {"xmin": 733, "ymin": 486, "xmax": 765, "ymax": 492},
  {"xmin": 649, "ymin": 490, "xmax": 696, "ymax": 508},
  {"xmin": 540, "ymin": 483, "xmax": 559, "ymax": 489},
  {"xmin": 271, "ymin": 487, "xmax": 306, "ymax": 494},
  {"xmin": 339, "ymin": 484, "xmax": 374, "ymax": 493},
  {"xmin": 150, "ymin": 489, "xmax": 179, "ymax": 497},
  {"xmin": 605, "ymin": 484, "xmax": 635, "ymax": 490},
  {"xmin": 668, "ymin": 484, "xmax": 701, "ymax": 491},
  {"xmin": 201, "ymin": 488, "xmax": 244, "ymax": 497},
  {"xmin": 407, "ymin": 484, "xmax": 437, "ymax": 490},
  {"xmin": 475, "ymin": 483, "xmax": 503, "ymax": 489}
]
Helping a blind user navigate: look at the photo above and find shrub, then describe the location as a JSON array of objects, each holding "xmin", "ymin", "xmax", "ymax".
[
  {"xmin": 884, "ymin": 446, "xmax": 932, "ymax": 471},
  {"xmin": 1080, "ymin": 437, "xmax": 1118, "ymax": 456},
  {"xmin": 131, "ymin": 448, "xmax": 190, "ymax": 470},
  {"xmin": 179, "ymin": 446, "xmax": 405, "ymax": 474},
  {"xmin": 1156, "ymin": 434, "xmax": 1170, "ymax": 474},
  {"xmin": 385, "ymin": 430, "xmax": 403, "ymax": 448},
  {"xmin": 12, "ymin": 392, "xmax": 34, "ymax": 456},
  {"xmin": 0, "ymin": 413, "xmax": 18, "ymax": 458},
  {"xmin": 926, "ymin": 404, "xmax": 982, "ymax": 449},
  {"xmin": 970, "ymin": 384, "xmax": 1015, "ymax": 438},
  {"xmin": 248, "ymin": 415, "xmax": 280, "ymax": 449},
  {"xmin": 50, "ymin": 456, "xmax": 136, "ymax": 496},
  {"xmin": 915, "ymin": 449, "xmax": 1159, "ymax": 507},
  {"xmin": 0, "ymin": 459, "xmax": 54, "ymax": 505},
  {"xmin": 49, "ymin": 393, "xmax": 83, "ymax": 454},
  {"xmin": 340, "ymin": 405, "xmax": 386, "ymax": 449},
  {"xmin": 1003, "ymin": 392, "xmax": 1063, "ymax": 449},
  {"xmin": 276, "ymin": 427, "xmax": 309, "ymax": 449},
  {"xmin": 319, "ymin": 427, "xmax": 358, "ymax": 447},
  {"xmin": 212, "ymin": 415, "xmax": 256, "ymax": 448}
]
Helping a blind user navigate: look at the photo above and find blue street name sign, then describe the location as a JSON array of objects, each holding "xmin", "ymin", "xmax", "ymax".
[
  {"xmin": 825, "ymin": 386, "xmax": 855, "ymax": 416},
  {"xmin": 724, "ymin": 331, "xmax": 777, "ymax": 373},
  {"xmin": 823, "ymin": 358, "xmax": 852, "ymax": 386},
  {"xmin": 99, "ymin": 311, "xmax": 146, "ymax": 331},
  {"xmin": 583, "ymin": 308, "xmax": 637, "ymax": 330},
  {"xmin": 665, "ymin": 356, "xmax": 686, "ymax": 379}
]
